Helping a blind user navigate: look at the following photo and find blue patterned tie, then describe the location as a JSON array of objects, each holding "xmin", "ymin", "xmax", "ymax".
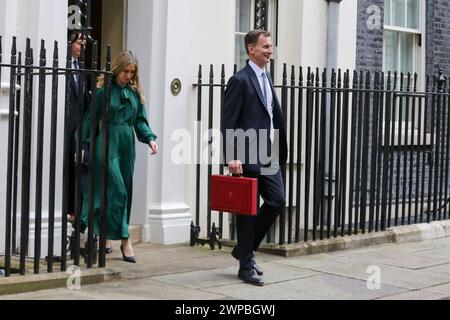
[
  {"xmin": 262, "ymin": 71, "xmax": 274, "ymax": 143},
  {"xmin": 73, "ymin": 60, "xmax": 80, "ymax": 90},
  {"xmin": 261, "ymin": 72, "xmax": 268, "ymax": 108}
]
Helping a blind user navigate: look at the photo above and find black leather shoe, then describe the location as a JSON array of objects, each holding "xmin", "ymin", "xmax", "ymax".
[
  {"xmin": 238, "ymin": 268, "xmax": 264, "ymax": 286},
  {"xmin": 105, "ymin": 247, "xmax": 113, "ymax": 255},
  {"xmin": 231, "ymin": 246, "xmax": 239, "ymax": 260},
  {"xmin": 120, "ymin": 245, "xmax": 137, "ymax": 263},
  {"xmin": 231, "ymin": 246, "xmax": 263, "ymax": 276},
  {"xmin": 252, "ymin": 259, "xmax": 264, "ymax": 276}
]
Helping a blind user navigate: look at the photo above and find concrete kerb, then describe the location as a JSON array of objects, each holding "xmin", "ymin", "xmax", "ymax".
[
  {"xmin": 0, "ymin": 267, "xmax": 121, "ymax": 296},
  {"xmin": 221, "ymin": 220, "xmax": 450, "ymax": 258},
  {"xmin": 255, "ymin": 231, "xmax": 396, "ymax": 258},
  {"xmin": 391, "ymin": 220, "xmax": 450, "ymax": 243}
]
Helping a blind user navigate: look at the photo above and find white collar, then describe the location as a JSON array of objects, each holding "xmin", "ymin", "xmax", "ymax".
[{"xmin": 248, "ymin": 60, "xmax": 266, "ymax": 77}]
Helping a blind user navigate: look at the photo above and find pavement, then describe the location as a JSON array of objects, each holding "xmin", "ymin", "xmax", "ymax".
[{"xmin": 1, "ymin": 232, "xmax": 450, "ymax": 300}]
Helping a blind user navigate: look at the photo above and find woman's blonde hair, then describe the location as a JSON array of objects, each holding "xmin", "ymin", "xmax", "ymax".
[{"xmin": 97, "ymin": 49, "xmax": 146, "ymax": 104}]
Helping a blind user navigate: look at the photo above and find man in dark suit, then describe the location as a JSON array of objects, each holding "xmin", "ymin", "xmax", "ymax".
[
  {"xmin": 222, "ymin": 30, "xmax": 288, "ymax": 286},
  {"xmin": 67, "ymin": 31, "xmax": 90, "ymax": 223}
]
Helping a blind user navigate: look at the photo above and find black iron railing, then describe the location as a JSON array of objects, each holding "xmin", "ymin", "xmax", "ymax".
[
  {"xmin": 191, "ymin": 63, "xmax": 450, "ymax": 248},
  {"xmin": 0, "ymin": 34, "xmax": 112, "ymax": 277}
]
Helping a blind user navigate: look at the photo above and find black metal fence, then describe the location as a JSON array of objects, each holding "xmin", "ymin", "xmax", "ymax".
[
  {"xmin": 0, "ymin": 35, "xmax": 112, "ymax": 277},
  {"xmin": 191, "ymin": 63, "xmax": 450, "ymax": 247}
]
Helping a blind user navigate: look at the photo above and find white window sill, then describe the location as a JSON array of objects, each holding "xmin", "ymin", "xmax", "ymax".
[
  {"xmin": 0, "ymin": 109, "xmax": 19, "ymax": 119},
  {"xmin": 381, "ymin": 131, "xmax": 432, "ymax": 147},
  {"xmin": 1, "ymin": 82, "xmax": 21, "ymax": 95},
  {"xmin": 384, "ymin": 25, "xmax": 421, "ymax": 34}
]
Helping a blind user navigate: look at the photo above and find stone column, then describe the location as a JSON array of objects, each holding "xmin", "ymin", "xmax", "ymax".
[
  {"xmin": 127, "ymin": 0, "xmax": 192, "ymax": 244},
  {"xmin": 0, "ymin": 0, "xmax": 68, "ymax": 256},
  {"xmin": 0, "ymin": 84, "xmax": 13, "ymax": 252},
  {"xmin": 0, "ymin": 0, "xmax": 21, "ymax": 255}
]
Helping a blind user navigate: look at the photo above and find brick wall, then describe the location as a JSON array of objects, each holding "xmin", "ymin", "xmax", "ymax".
[
  {"xmin": 355, "ymin": 0, "xmax": 384, "ymax": 72},
  {"xmin": 426, "ymin": 0, "xmax": 450, "ymax": 77}
]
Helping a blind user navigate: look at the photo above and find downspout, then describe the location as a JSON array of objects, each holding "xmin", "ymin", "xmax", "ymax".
[
  {"xmin": 326, "ymin": 0, "xmax": 342, "ymax": 79},
  {"xmin": 325, "ymin": 0, "xmax": 342, "ymax": 151},
  {"xmin": 324, "ymin": 0, "xmax": 342, "ymax": 220}
]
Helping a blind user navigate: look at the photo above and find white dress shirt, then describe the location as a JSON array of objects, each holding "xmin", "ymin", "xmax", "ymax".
[{"xmin": 249, "ymin": 60, "xmax": 274, "ymax": 143}]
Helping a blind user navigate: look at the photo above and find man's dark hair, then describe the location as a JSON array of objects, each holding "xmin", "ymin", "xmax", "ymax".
[
  {"xmin": 68, "ymin": 30, "xmax": 86, "ymax": 44},
  {"xmin": 244, "ymin": 30, "xmax": 271, "ymax": 55}
]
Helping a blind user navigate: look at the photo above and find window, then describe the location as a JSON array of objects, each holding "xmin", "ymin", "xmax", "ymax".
[
  {"xmin": 383, "ymin": 0, "xmax": 422, "ymax": 77},
  {"xmin": 234, "ymin": 0, "xmax": 277, "ymax": 70},
  {"xmin": 382, "ymin": 0, "xmax": 430, "ymax": 147},
  {"xmin": 235, "ymin": 0, "xmax": 253, "ymax": 69},
  {"xmin": 383, "ymin": 0, "xmax": 425, "ymax": 128}
]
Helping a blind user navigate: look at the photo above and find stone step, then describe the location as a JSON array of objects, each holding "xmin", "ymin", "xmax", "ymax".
[
  {"xmin": 129, "ymin": 225, "xmax": 143, "ymax": 245},
  {"xmin": 77, "ymin": 225, "xmax": 143, "ymax": 246},
  {"xmin": 0, "ymin": 267, "xmax": 121, "ymax": 296}
]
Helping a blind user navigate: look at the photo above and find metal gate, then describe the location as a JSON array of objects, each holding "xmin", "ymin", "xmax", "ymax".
[{"xmin": 0, "ymin": 35, "xmax": 112, "ymax": 277}]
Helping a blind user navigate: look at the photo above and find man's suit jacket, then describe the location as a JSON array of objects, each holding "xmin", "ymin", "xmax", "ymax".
[
  {"xmin": 222, "ymin": 62, "xmax": 288, "ymax": 174},
  {"xmin": 67, "ymin": 70, "xmax": 90, "ymax": 149},
  {"xmin": 66, "ymin": 65, "xmax": 91, "ymax": 213}
]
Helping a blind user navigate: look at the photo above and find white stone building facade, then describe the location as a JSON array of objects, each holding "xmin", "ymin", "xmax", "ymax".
[{"xmin": 0, "ymin": 0, "xmax": 363, "ymax": 254}]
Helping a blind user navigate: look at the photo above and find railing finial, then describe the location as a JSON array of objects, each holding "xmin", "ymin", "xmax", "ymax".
[{"xmin": 436, "ymin": 68, "xmax": 446, "ymax": 92}]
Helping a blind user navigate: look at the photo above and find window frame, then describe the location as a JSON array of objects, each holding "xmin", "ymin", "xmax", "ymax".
[
  {"xmin": 382, "ymin": 0, "xmax": 428, "ymax": 145},
  {"xmin": 234, "ymin": 0, "xmax": 278, "ymax": 70},
  {"xmin": 235, "ymin": 0, "xmax": 255, "ymax": 70},
  {"xmin": 384, "ymin": 0, "xmax": 421, "ymax": 32},
  {"xmin": 383, "ymin": 0, "xmax": 425, "ymax": 89}
]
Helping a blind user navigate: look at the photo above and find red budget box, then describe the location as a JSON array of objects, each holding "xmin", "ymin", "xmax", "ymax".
[{"xmin": 210, "ymin": 175, "xmax": 258, "ymax": 215}]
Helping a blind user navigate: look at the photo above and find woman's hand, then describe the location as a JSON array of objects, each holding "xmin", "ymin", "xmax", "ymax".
[{"xmin": 149, "ymin": 141, "xmax": 158, "ymax": 155}]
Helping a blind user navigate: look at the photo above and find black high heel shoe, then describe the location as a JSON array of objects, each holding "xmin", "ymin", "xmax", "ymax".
[
  {"xmin": 105, "ymin": 247, "xmax": 113, "ymax": 255},
  {"xmin": 120, "ymin": 245, "xmax": 137, "ymax": 263}
]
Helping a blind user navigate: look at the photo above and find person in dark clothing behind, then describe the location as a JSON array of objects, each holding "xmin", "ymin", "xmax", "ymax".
[{"xmin": 66, "ymin": 31, "xmax": 90, "ymax": 224}]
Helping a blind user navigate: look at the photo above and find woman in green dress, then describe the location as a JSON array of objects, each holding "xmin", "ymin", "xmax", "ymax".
[{"xmin": 81, "ymin": 50, "xmax": 158, "ymax": 263}]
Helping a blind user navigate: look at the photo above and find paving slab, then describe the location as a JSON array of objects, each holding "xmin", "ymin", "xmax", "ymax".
[
  {"xmin": 335, "ymin": 247, "xmax": 450, "ymax": 269},
  {"xmin": 395, "ymin": 238, "xmax": 450, "ymax": 253},
  {"xmin": 270, "ymin": 253, "xmax": 351, "ymax": 269},
  {"xmin": 376, "ymin": 290, "xmax": 449, "ymax": 300},
  {"xmin": 106, "ymin": 245, "xmax": 235, "ymax": 279},
  {"xmin": 152, "ymin": 268, "xmax": 242, "ymax": 290},
  {"xmin": 256, "ymin": 263, "xmax": 320, "ymax": 284},
  {"xmin": 203, "ymin": 277, "xmax": 327, "ymax": 300},
  {"xmin": 153, "ymin": 263, "xmax": 319, "ymax": 290},
  {"xmin": 312, "ymin": 262, "xmax": 450, "ymax": 290},
  {"xmin": 325, "ymin": 244, "xmax": 390, "ymax": 258},
  {"xmin": 107, "ymin": 244, "xmax": 278, "ymax": 280},
  {"xmin": 1, "ymin": 278, "xmax": 226, "ymax": 300},
  {"xmin": 74, "ymin": 278, "xmax": 226, "ymax": 300},
  {"xmin": 0, "ymin": 267, "xmax": 120, "ymax": 296},
  {"xmin": 204, "ymin": 274, "xmax": 406, "ymax": 300},
  {"xmin": 0, "ymin": 288, "xmax": 88, "ymax": 300},
  {"xmin": 411, "ymin": 246, "xmax": 450, "ymax": 259},
  {"xmin": 116, "ymin": 255, "xmax": 240, "ymax": 280},
  {"xmin": 420, "ymin": 264, "xmax": 450, "ymax": 282},
  {"xmin": 423, "ymin": 282, "xmax": 450, "ymax": 296}
]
